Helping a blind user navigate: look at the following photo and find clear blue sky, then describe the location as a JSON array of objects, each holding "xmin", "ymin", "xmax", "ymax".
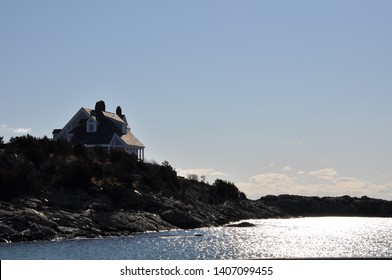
[{"xmin": 1, "ymin": 0, "xmax": 391, "ymax": 199}]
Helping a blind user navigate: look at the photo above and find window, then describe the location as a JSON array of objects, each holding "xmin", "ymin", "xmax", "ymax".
[
  {"xmin": 87, "ymin": 123, "xmax": 95, "ymax": 132},
  {"xmin": 87, "ymin": 119, "xmax": 97, "ymax": 133}
]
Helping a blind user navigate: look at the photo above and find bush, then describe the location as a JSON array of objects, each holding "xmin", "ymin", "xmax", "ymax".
[
  {"xmin": 159, "ymin": 161, "xmax": 178, "ymax": 184},
  {"xmin": 111, "ymin": 152, "xmax": 138, "ymax": 184},
  {"xmin": 91, "ymin": 146, "xmax": 108, "ymax": 163},
  {"xmin": 72, "ymin": 143, "xmax": 87, "ymax": 157},
  {"xmin": 109, "ymin": 149, "xmax": 126, "ymax": 163},
  {"xmin": 56, "ymin": 160, "xmax": 92, "ymax": 189},
  {"xmin": 8, "ymin": 135, "xmax": 47, "ymax": 166},
  {"xmin": 187, "ymin": 174, "xmax": 199, "ymax": 181},
  {"xmin": 0, "ymin": 153, "xmax": 37, "ymax": 199},
  {"xmin": 103, "ymin": 184, "xmax": 141, "ymax": 209},
  {"xmin": 212, "ymin": 179, "xmax": 243, "ymax": 200}
]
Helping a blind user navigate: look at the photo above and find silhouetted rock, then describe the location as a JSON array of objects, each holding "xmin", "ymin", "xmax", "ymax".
[
  {"xmin": 257, "ymin": 195, "xmax": 392, "ymax": 217},
  {"xmin": 225, "ymin": 221, "xmax": 256, "ymax": 227},
  {"xmin": 161, "ymin": 209, "xmax": 205, "ymax": 229}
]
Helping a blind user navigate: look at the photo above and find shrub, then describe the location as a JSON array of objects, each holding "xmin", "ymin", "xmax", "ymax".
[
  {"xmin": 213, "ymin": 179, "xmax": 243, "ymax": 200},
  {"xmin": 91, "ymin": 146, "xmax": 108, "ymax": 163},
  {"xmin": 103, "ymin": 184, "xmax": 141, "ymax": 209},
  {"xmin": 8, "ymin": 135, "xmax": 47, "ymax": 166},
  {"xmin": 109, "ymin": 149, "xmax": 126, "ymax": 163},
  {"xmin": 159, "ymin": 161, "xmax": 178, "ymax": 184},
  {"xmin": 187, "ymin": 174, "xmax": 199, "ymax": 181},
  {"xmin": 72, "ymin": 143, "xmax": 87, "ymax": 157},
  {"xmin": 109, "ymin": 151, "xmax": 138, "ymax": 183},
  {"xmin": 0, "ymin": 154, "xmax": 36, "ymax": 199},
  {"xmin": 56, "ymin": 160, "xmax": 92, "ymax": 189}
]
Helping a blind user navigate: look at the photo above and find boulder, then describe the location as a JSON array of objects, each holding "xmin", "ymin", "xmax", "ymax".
[
  {"xmin": 225, "ymin": 221, "xmax": 256, "ymax": 227},
  {"xmin": 160, "ymin": 209, "xmax": 205, "ymax": 229}
]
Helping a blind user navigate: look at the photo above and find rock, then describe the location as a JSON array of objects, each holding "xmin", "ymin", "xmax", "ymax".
[
  {"xmin": 93, "ymin": 210, "xmax": 175, "ymax": 232},
  {"xmin": 225, "ymin": 221, "xmax": 256, "ymax": 227},
  {"xmin": 0, "ymin": 205, "xmax": 58, "ymax": 242},
  {"xmin": 160, "ymin": 209, "xmax": 205, "ymax": 229},
  {"xmin": 2, "ymin": 184, "xmax": 392, "ymax": 243},
  {"xmin": 257, "ymin": 195, "xmax": 392, "ymax": 217}
]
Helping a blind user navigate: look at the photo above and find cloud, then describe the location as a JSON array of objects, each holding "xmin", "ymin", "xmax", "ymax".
[
  {"xmin": 210, "ymin": 171, "xmax": 230, "ymax": 176},
  {"xmin": 283, "ymin": 165, "xmax": 292, "ymax": 171},
  {"xmin": 176, "ymin": 168, "xmax": 229, "ymax": 178},
  {"xmin": 308, "ymin": 168, "xmax": 337, "ymax": 180},
  {"xmin": 0, "ymin": 124, "xmax": 32, "ymax": 135},
  {"xmin": 237, "ymin": 173, "xmax": 297, "ymax": 199},
  {"xmin": 237, "ymin": 170, "xmax": 392, "ymax": 200},
  {"xmin": 13, "ymin": 127, "xmax": 32, "ymax": 134},
  {"xmin": 250, "ymin": 173, "xmax": 294, "ymax": 187}
]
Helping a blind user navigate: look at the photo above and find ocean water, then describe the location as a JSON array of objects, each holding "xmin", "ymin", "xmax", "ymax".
[{"xmin": 1, "ymin": 217, "xmax": 392, "ymax": 259}]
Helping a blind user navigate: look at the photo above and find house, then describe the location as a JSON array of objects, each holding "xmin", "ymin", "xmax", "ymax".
[{"xmin": 53, "ymin": 100, "xmax": 145, "ymax": 160}]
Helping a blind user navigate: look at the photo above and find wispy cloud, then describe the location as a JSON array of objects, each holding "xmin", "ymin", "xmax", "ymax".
[
  {"xmin": 308, "ymin": 168, "xmax": 337, "ymax": 180},
  {"xmin": 176, "ymin": 168, "xmax": 229, "ymax": 178},
  {"xmin": 210, "ymin": 171, "xmax": 230, "ymax": 176},
  {"xmin": 0, "ymin": 124, "xmax": 32, "ymax": 135},
  {"xmin": 283, "ymin": 165, "xmax": 292, "ymax": 171},
  {"xmin": 238, "ymin": 173, "xmax": 297, "ymax": 199}
]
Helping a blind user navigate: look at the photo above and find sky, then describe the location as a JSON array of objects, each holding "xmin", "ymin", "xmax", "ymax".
[{"xmin": 1, "ymin": 0, "xmax": 391, "ymax": 200}]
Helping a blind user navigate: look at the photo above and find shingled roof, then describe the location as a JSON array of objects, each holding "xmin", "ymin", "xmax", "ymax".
[{"xmin": 69, "ymin": 110, "xmax": 144, "ymax": 148}]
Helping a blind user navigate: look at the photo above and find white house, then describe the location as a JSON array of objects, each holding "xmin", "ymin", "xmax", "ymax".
[{"xmin": 53, "ymin": 100, "xmax": 145, "ymax": 160}]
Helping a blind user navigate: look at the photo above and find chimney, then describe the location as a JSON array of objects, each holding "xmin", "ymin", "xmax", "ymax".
[
  {"xmin": 116, "ymin": 106, "xmax": 125, "ymax": 120},
  {"xmin": 95, "ymin": 100, "xmax": 106, "ymax": 112},
  {"xmin": 94, "ymin": 100, "xmax": 106, "ymax": 122}
]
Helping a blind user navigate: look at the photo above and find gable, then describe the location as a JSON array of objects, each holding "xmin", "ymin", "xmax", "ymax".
[
  {"xmin": 55, "ymin": 108, "xmax": 91, "ymax": 140},
  {"xmin": 109, "ymin": 133, "xmax": 126, "ymax": 147},
  {"xmin": 86, "ymin": 118, "xmax": 97, "ymax": 133}
]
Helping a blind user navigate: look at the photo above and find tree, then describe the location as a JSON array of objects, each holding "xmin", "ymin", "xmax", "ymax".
[
  {"xmin": 213, "ymin": 179, "xmax": 242, "ymax": 199},
  {"xmin": 187, "ymin": 174, "xmax": 199, "ymax": 181},
  {"xmin": 159, "ymin": 160, "xmax": 178, "ymax": 184}
]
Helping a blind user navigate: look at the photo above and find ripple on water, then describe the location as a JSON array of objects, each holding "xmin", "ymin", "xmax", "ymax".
[{"xmin": 1, "ymin": 217, "xmax": 391, "ymax": 259}]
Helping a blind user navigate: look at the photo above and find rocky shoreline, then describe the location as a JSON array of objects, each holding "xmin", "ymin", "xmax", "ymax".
[
  {"xmin": 2, "ymin": 186, "xmax": 392, "ymax": 243},
  {"xmin": 0, "ymin": 179, "xmax": 286, "ymax": 243},
  {"xmin": 2, "ymin": 136, "xmax": 392, "ymax": 243}
]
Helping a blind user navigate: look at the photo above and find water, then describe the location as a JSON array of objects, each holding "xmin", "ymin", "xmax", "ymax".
[{"xmin": 1, "ymin": 217, "xmax": 392, "ymax": 259}]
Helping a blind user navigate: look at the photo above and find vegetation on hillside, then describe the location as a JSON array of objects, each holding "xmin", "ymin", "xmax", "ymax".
[{"xmin": 0, "ymin": 135, "xmax": 245, "ymax": 204}]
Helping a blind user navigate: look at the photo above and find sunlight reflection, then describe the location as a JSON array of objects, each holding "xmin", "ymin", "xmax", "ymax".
[
  {"xmin": 193, "ymin": 217, "xmax": 392, "ymax": 259},
  {"xmin": 1, "ymin": 217, "xmax": 392, "ymax": 259}
]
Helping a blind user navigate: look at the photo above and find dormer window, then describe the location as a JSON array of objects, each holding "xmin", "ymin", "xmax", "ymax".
[
  {"xmin": 87, "ymin": 118, "xmax": 97, "ymax": 133},
  {"xmin": 122, "ymin": 123, "xmax": 127, "ymax": 134}
]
